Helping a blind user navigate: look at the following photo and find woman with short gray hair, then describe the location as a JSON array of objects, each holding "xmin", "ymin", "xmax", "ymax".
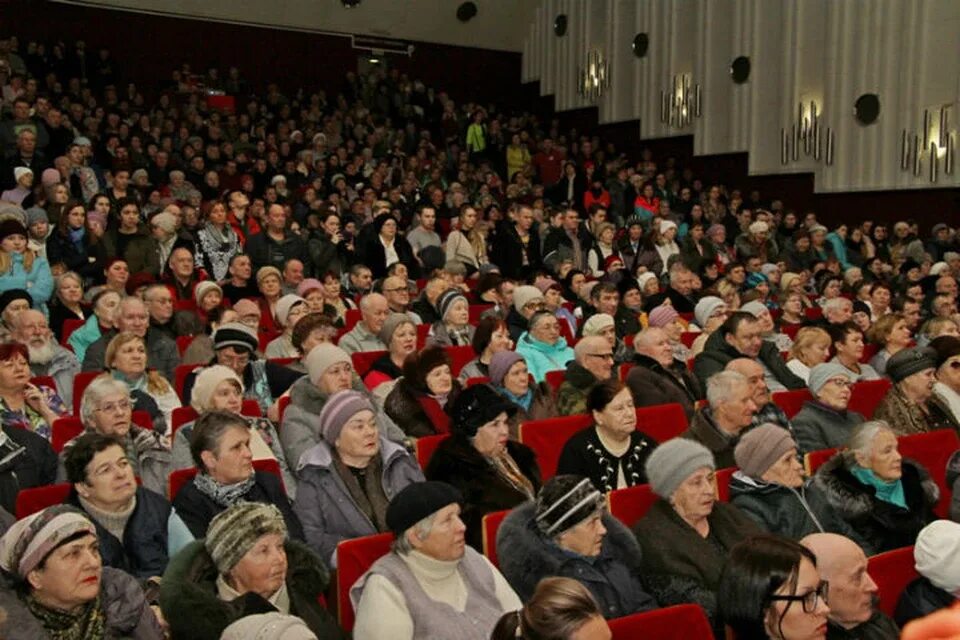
[
  {"xmin": 58, "ymin": 374, "xmax": 170, "ymax": 496},
  {"xmin": 812, "ymin": 420, "xmax": 937, "ymax": 554}
]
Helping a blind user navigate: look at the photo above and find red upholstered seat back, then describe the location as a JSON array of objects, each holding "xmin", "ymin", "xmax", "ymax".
[
  {"xmin": 336, "ymin": 532, "xmax": 394, "ymax": 632},
  {"xmin": 609, "ymin": 604, "xmax": 712, "ymax": 639},
  {"xmin": 867, "ymin": 546, "xmax": 917, "ymax": 617}
]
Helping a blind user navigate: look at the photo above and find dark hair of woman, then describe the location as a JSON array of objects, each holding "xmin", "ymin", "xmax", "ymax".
[
  {"xmin": 490, "ymin": 577, "xmax": 604, "ymax": 640},
  {"xmin": 585, "ymin": 378, "xmax": 626, "ymax": 414}
]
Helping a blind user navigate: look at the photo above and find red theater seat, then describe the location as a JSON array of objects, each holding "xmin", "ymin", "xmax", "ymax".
[
  {"xmin": 518, "ymin": 414, "xmax": 593, "ymax": 481},
  {"xmin": 867, "ymin": 546, "xmax": 917, "ymax": 618},
  {"xmin": 72, "ymin": 370, "xmax": 102, "ymax": 416},
  {"xmin": 898, "ymin": 429, "xmax": 960, "ymax": 518},
  {"xmin": 336, "ymin": 532, "xmax": 394, "ymax": 632},
  {"xmin": 715, "ymin": 467, "xmax": 735, "ymax": 502},
  {"xmin": 847, "ymin": 378, "xmax": 892, "ymax": 419},
  {"xmin": 466, "ymin": 376, "xmax": 491, "ymax": 387},
  {"xmin": 635, "ymin": 403, "xmax": 688, "ymax": 443},
  {"xmin": 446, "ymin": 345, "xmax": 475, "ymax": 377},
  {"xmin": 51, "ymin": 417, "xmax": 84, "ymax": 453},
  {"xmin": 351, "ymin": 350, "xmax": 387, "ymax": 378},
  {"xmin": 61, "ymin": 318, "xmax": 84, "ymax": 346},
  {"xmin": 804, "ymin": 448, "xmax": 838, "ymax": 476},
  {"xmin": 16, "ymin": 483, "xmax": 71, "ymax": 519},
  {"xmin": 544, "ymin": 370, "xmax": 566, "ymax": 394},
  {"xmin": 609, "ymin": 604, "xmax": 712, "ymax": 640},
  {"xmin": 174, "ymin": 363, "xmax": 203, "ymax": 402},
  {"xmin": 772, "ymin": 388, "xmax": 813, "ymax": 419},
  {"xmin": 482, "ymin": 509, "xmax": 509, "ymax": 568},
  {"xmin": 608, "ymin": 483, "xmax": 658, "ymax": 529},
  {"xmin": 414, "ymin": 434, "xmax": 448, "ymax": 470}
]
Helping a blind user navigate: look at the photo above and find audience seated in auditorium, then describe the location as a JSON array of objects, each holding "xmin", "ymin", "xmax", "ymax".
[
  {"xmin": 801, "ymin": 532, "xmax": 901, "ymax": 638},
  {"xmin": 490, "ymin": 577, "xmax": 611, "ymax": 640},
  {"xmin": 874, "ymin": 345, "xmax": 959, "ymax": 435},
  {"xmin": 170, "ymin": 410, "xmax": 303, "ymax": 542},
  {"xmin": 785, "ymin": 327, "xmax": 832, "ymax": 384},
  {"xmin": 0, "ymin": 341, "xmax": 67, "ymax": 441},
  {"xmin": 895, "ymin": 520, "xmax": 960, "ymax": 627},
  {"xmin": 384, "ymin": 345, "xmax": 463, "ymax": 439},
  {"xmin": 792, "ymin": 363, "xmax": 865, "ymax": 454},
  {"xmin": 160, "ymin": 501, "xmax": 343, "ymax": 640},
  {"xmin": 425, "ymin": 384, "xmax": 540, "ymax": 550},
  {"xmin": 828, "ymin": 321, "xmax": 882, "ymax": 381},
  {"xmin": 683, "ymin": 370, "xmax": 757, "ymax": 469},
  {"xmin": 558, "ymin": 379, "xmax": 657, "ymax": 492},
  {"xmin": 459, "ymin": 316, "xmax": 514, "ymax": 381},
  {"xmin": 811, "ymin": 420, "xmax": 936, "ymax": 555},
  {"xmin": 488, "ymin": 350, "xmax": 557, "ymax": 427},
  {"xmin": 81, "ymin": 295, "xmax": 178, "ymax": 381},
  {"xmin": 351, "ymin": 481, "xmax": 521, "ymax": 640},
  {"xmin": 11, "ymin": 308, "xmax": 80, "ymax": 408},
  {"xmin": 514, "ymin": 309, "xmax": 576, "ymax": 383},
  {"xmin": 556, "ymin": 336, "xmax": 615, "ymax": 416},
  {"xmin": 294, "ymin": 389, "xmax": 423, "ymax": 566},
  {"xmin": 0, "ymin": 505, "xmax": 164, "ymax": 639},
  {"xmin": 498, "ymin": 475, "xmax": 659, "ymax": 619},
  {"xmin": 339, "ymin": 293, "xmax": 389, "ymax": 354},
  {"xmin": 426, "ymin": 288, "xmax": 475, "ymax": 348},
  {"xmin": 634, "ymin": 439, "xmax": 760, "ymax": 623}
]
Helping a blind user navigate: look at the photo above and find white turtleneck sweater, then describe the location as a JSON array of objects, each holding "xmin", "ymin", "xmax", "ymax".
[
  {"xmin": 353, "ymin": 549, "xmax": 521, "ymax": 640},
  {"xmin": 935, "ymin": 382, "xmax": 960, "ymax": 424}
]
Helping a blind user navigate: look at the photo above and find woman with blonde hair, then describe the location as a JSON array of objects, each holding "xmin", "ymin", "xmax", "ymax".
[
  {"xmin": 716, "ymin": 278, "xmax": 741, "ymax": 311},
  {"xmin": 0, "ymin": 217, "xmax": 53, "ymax": 310},
  {"xmin": 491, "ymin": 577, "xmax": 611, "ymax": 640},
  {"xmin": 105, "ymin": 332, "xmax": 181, "ymax": 434},
  {"xmin": 785, "ymin": 327, "xmax": 832, "ymax": 383},
  {"xmin": 867, "ymin": 312, "xmax": 912, "ymax": 375},
  {"xmin": 446, "ymin": 204, "xmax": 488, "ymax": 276}
]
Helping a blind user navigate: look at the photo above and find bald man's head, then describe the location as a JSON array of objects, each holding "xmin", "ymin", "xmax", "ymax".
[
  {"xmin": 575, "ymin": 335, "xmax": 614, "ymax": 381},
  {"xmin": 725, "ymin": 357, "xmax": 769, "ymax": 407},
  {"xmin": 801, "ymin": 533, "xmax": 878, "ymax": 629}
]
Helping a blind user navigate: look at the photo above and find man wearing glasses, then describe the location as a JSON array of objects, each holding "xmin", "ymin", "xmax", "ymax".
[
  {"xmin": 556, "ymin": 336, "xmax": 615, "ymax": 416},
  {"xmin": 802, "ymin": 533, "xmax": 898, "ymax": 639},
  {"xmin": 381, "ymin": 275, "xmax": 422, "ymax": 324}
]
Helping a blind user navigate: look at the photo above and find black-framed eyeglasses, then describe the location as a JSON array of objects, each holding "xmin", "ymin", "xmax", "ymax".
[
  {"xmin": 768, "ymin": 581, "xmax": 829, "ymax": 614},
  {"xmin": 587, "ymin": 353, "xmax": 615, "ymax": 361}
]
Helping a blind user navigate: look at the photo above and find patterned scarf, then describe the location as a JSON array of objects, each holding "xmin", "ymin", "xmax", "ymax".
[
  {"xmin": 193, "ymin": 472, "xmax": 256, "ymax": 508},
  {"xmin": 488, "ymin": 449, "xmax": 535, "ymax": 500},
  {"xmin": 332, "ymin": 452, "xmax": 390, "ymax": 532},
  {"xmin": 26, "ymin": 594, "xmax": 106, "ymax": 640}
]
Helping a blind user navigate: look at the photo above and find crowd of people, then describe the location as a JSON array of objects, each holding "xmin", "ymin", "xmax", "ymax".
[{"xmin": 1, "ymin": 31, "xmax": 960, "ymax": 640}]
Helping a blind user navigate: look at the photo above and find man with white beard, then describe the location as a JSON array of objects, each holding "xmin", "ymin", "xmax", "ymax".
[{"xmin": 12, "ymin": 309, "xmax": 81, "ymax": 409}]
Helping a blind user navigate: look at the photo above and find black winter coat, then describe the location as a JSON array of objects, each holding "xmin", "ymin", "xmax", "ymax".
[
  {"xmin": 68, "ymin": 485, "xmax": 170, "ymax": 579},
  {"xmin": 0, "ymin": 425, "xmax": 57, "ymax": 514},
  {"xmin": 245, "ymin": 231, "xmax": 308, "ymax": 273},
  {"xmin": 46, "ymin": 229, "xmax": 102, "ymax": 281},
  {"xmin": 626, "ymin": 354, "xmax": 702, "ymax": 419},
  {"xmin": 694, "ymin": 329, "xmax": 806, "ymax": 390},
  {"xmin": 895, "ymin": 577, "xmax": 954, "ymax": 627},
  {"xmin": 172, "ymin": 470, "xmax": 304, "ymax": 541},
  {"xmin": 727, "ymin": 472, "xmax": 859, "ymax": 541},
  {"xmin": 812, "ymin": 454, "xmax": 937, "ymax": 556},
  {"xmin": 383, "ymin": 378, "xmax": 462, "ymax": 438},
  {"xmin": 498, "ymin": 502, "xmax": 658, "ymax": 619},
  {"xmin": 361, "ymin": 235, "xmax": 420, "ymax": 280},
  {"xmin": 489, "ymin": 221, "xmax": 542, "ymax": 280},
  {"xmin": 425, "ymin": 436, "xmax": 541, "ymax": 551}
]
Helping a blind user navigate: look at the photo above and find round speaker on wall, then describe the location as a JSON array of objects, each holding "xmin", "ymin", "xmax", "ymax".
[
  {"xmin": 456, "ymin": 2, "xmax": 478, "ymax": 22},
  {"xmin": 730, "ymin": 56, "xmax": 751, "ymax": 83},
  {"xmin": 554, "ymin": 14, "xmax": 568, "ymax": 37},
  {"xmin": 632, "ymin": 33, "xmax": 649, "ymax": 58},
  {"xmin": 854, "ymin": 94, "xmax": 881, "ymax": 125}
]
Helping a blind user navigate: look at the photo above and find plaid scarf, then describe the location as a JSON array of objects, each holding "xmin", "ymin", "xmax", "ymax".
[{"xmin": 26, "ymin": 593, "xmax": 106, "ymax": 640}]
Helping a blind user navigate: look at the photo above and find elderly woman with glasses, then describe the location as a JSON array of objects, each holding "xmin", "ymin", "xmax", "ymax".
[
  {"xmin": 515, "ymin": 310, "xmax": 576, "ymax": 383},
  {"xmin": 58, "ymin": 375, "xmax": 171, "ymax": 496},
  {"xmin": 719, "ymin": 535, "xmax": 830, "ymax": 640},
  {"xmin": 792, "ymin": 363, "xmax": 866, "ymax": 454},
  {"xmin": 812, "ymin": 420, "xmax": 937, "ymax": 555}
]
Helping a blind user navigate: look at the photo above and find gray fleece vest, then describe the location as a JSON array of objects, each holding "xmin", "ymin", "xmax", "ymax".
[{"xmin": 351, "ymin": 548, "xmax": 503, "ymax": 640}]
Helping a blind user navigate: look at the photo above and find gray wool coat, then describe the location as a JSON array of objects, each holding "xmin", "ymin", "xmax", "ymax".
[
  {"xmin": 294, "ymin": 436, "xmax": 424, "ymax": 566},
  {"xmin": 791, "ymin": 401, "xmax": 866, "ymax": 454}
]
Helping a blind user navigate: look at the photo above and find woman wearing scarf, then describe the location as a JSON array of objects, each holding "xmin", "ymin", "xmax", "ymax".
[
  {"xmin": 196, "ymin": 200, "xmax": 242, "ymax": 282},
  {"xmin": 45, "ymin": 201, "xmax": 101, "ymax": 283},
  {"xmin": 489, "ymin": 351, "xmax": 557, "ymax": 432},
  {"xmin": 294, "ymin": 390, "xmax": 423, "ymax": 566},
  {"xmin": 425, "ymin": 384, "xmax": 541, "ymax": 550},
  {"xmin": 363, "ymin": 313, "xmax": 418, "ymax": 392},
  {"xmin": 425, "ymin": 288, "xmax": 475, "ymax": 348},
  {"xmin": 384, "ymin": 346, "xmax": 462, "ymax": 438},
  {"xmin": 170, "ymin": 410, "xmax": 303, "ymax": 542},
  {"xmin": 812, "ymin": 420, "xmax": 937, "ymax": 555},
  {"xmin": 0, "ymin": 504, "xmax": 164, "ymax": 639}
]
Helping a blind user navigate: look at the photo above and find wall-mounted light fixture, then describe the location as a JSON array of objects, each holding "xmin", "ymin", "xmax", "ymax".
[
  {"xmin": 659, "ymin": 73, "xmax": 700, "ymax": 128},
  {"xmin": 901, "ymin": 105, "xmax": 954, "ymax": 182},
  {"xmin": 577, "ymin": 49, "xmax": 609, "ymax": 101},
  {"xmin": 781, "ymin": 100, "xmax": 834, "ymax": 167}
]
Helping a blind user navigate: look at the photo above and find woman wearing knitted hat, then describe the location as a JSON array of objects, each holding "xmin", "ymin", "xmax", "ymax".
[
  {"xmin": 740, "ymin": 299, "xmax": 793, "ymax": 353},
  {"xmin": 294, "ymin": 389, "xmax": 423, "ymax": 566},
  {"xmin": 581, "ymin": 311, "xmax": 632, "ymax": 365},
  {"xmin": 729, "ymin": 423, "xmax": 853, "ymax": 540},
  {"xmin": 0, "ymin": 504, "xmax": 164, "ymax": 639},
  {"xmin": 497, "ymin": 475, "xmax": 659, "ymax": 618},
  {"xmin": 425, "ymin": 288, "xmax": 475, "ymax": 348},
  {"xmin": 193, "ymin": 280, "xmax": 224, "ymax": 317},
  {"xmin": 264, "ymin": 294, "xmax": 308, "ymax": 359},
  {"xmin": 791, "ymin": 362, "xmax": 865, "ymax": 453},
  {"xmin": 171, "ymin": 410, "xmax": 303, "ymax": 541},
  {"xmin": 255, "ymin": 265, "xmax": 283, "ymax": 332},
  {"xmin": 171, "ymin": 364, "xmax": 295, "ymax": 497},
  {"xmin": 634, "ymin": 439, "xmax": 760, "ymax": 622},
  {"xmin": 458, "ymin": 316, "xmax": 514, "ymax": 382},
  {"xmin": 488, "ymin": 351, "xmax": 557, "ymax": 428},
  {"xmin": 647, "ymin": 303, "xmax": 690, "ymax": 362},
  {"xmin": 363, "ymin": 313, "xmax": 417, "ymax": 392},
  {"xmin": 690, "ymin": 296, "xmax": 728, "ymax": 357},
  {"xmin": 654, "ymin": 220, "xmax": 679, "ymax": 276},
  {"xmin": 384, "ymin": 346, "xmax": 463, "ymax": 438},
  {"xmin": 586, "ymin": 222, "xmax": 619, "ymax": 277},
  {"xmin": 0, "ymin": 216, "xmax": 54, "ymax": 309},
  {"xmin": 811, "ymin": 420, "xmax": 937, "ymax": 554},
  {"xmin": 895, "ymin": 520, "xmax": 960, "ymax": 626},
  {"xmin": 426, "ymin": 384, "xmax": 541, "ymax": 550},
  {"xmin": 103, "ymin": 331, "xmax": 178, "ymax": 432},
  {"xmin": 160, "ymin": 501, "xmax": 343, "ymax": 640}
]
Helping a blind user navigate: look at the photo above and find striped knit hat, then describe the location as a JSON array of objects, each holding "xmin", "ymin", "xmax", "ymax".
[
  {"xmin": 535, "ymin": 476, "xmax": 605, "ymax": 537},
  {"xmin": 318, "ymin": 389, "xmax": 375, "ymax": 444},
  {"xmin": 205, "ymin": 502, "xmax": 287, "ymax": 574},
  {"xmin": 436, "ymin": 288, "xmax": 468, "ymax": 322},
  {"xmin": 0, "ymin": 505, "xmax": 96, "ymax": 578}
]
